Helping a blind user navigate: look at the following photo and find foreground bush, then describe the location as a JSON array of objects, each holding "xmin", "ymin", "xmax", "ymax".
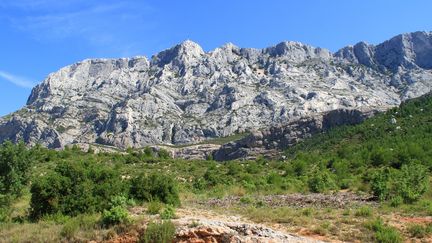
[
  {"xmin": 60, "ymin": 214, "xmax": 99, "ymax": 239},
  {"xmin": 0, "ymin": 141, "xmax": 32, "ymax": 197},
  {"xmin": 307, "ymin": 169, "xmax": 337, "ymax": 193},
  {"xmin": 30, "ymin": 160, "xmax": 126, "ymax": 219},
  {"xmin": 140, "ymin": 221, "xmax": 176, "ymax": 243},
  {"xmin": 366, "ymin": 218, "xmax": 402, "ymax": 243},
  {"xmin": 130, "ymin": 174, "xmax": 180, "ymax": 206},
  {"xmin": 160, "ymin": 205, "xmax": 176, "ymax": 220},
  {"xmin": 101, "ymin": 195, "xmax": 131, "ymax": 226},
  {"xmin": 147, "ymin": 201, "xmax": 163, "ymax": 215},
  {"xmin": 101, "ymin": 206, "xmax": 130, "ymax": 226},
  {"xmin": 371, "ymin": 162, "xmax": 429, "ymax": 203}
]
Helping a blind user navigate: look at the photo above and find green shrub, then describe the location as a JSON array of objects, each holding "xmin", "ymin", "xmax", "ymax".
[
  {"xmin": 140, "ymin": 221, "xmax": 176, "ymax": 243},
  {"xmin": 227, "ymin": 162, "xmax": 243, "ymax": 176},
  {"xmin": 267, "ymin": 172, "xmax": 283, "ymax": 186},
  {"xmin": 370, "ymin": 168, "xmax": 391, "ymax": 201},
  {"xmin": 158, "ymin": 149, "xmax": 171, "ymax": 159},
  {"xmin": 239, "ymin": 196, "xmax": 254, "ymax": 204},
  {"xmin": 192, "ymin": 178, "xmax": 206, "ymax": 191},
  {"xmin": 407, "ymin": 224, "xmax": 432, "ymax": 238},
  {"xmin": 143, "ymin": 147, "xmax": 153, "ymax": 157},
  {"xmin": 371, "ymin": 163, "xmax": 428, "ymax": 203},
  {"xmin": 0, "ymin": 206, "xmax": 10, "ymax": 223},
  {"xmin": 390, "ymin": 196, "xmax": 403, "ymax": 207},
  {"xmin": 60, "ymin": 214, "xmax": 99, "ymax": 239},
  {"xmin": 147, "ymin": 201, "xmax": 163, "ymax": 215},
  {"xmin": 246, "ymin": 162, "xmax": 260, "ymax": 174},
  {"xmin": 396, "ymin": 162, "xmax": 429, "ymax": 203},
  {"xmin": 160, "ymin": 205, "xmax": 175, "ymax": 220},
  {"xmin": 0, "ymin": 141, "xmax": 32, "ymax": 197},
  {"xmin": 366, "ymin": 218, "xmax": 402, "ymax": 243},
  {"xmin": 30, "ymin": 160, "xmax": 126, "ymax": 219},
  {"xmin": 203, "ymin": 168, "xmax": 224, "ymax": 187},
  {"xmin": 40, "ymin": 212, "xmax": 71, "ymax": 224},
  {"xmin": 130, "ymin": 174, "xmax": 180, "ymax": 206},
  {"xmin": 302, "ymin": 208, "xmax": 313, "ymax": 217},
  {"xmin": 307, "ymin": 169, "xmax": 336, "ymax": 193},
  {"xmin": 110, "ymin": 195, "xmax": 135, "ymax": 208},
  {"xmin": 102, "ymin": 206, "xmax": 130, "ymax": 226},
  {"xmin": 354, "ymin": 206, "xmax": 373, "ymax": 217},
  {"xmin": 61, "ymin": 219, "xmax": 80, "ymax": 239},
  {"xmin": 101, "ymin": 196, "xmax": 131, "ymax": 226}
]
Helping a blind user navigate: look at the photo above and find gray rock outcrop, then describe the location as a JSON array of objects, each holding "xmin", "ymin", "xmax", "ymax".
[
  {"xmin": 1, "ymin": 31, "xmax": 432, "ymax": 150},
  {"xmin": 213, "ymin": 109, "xmax": 376, "ymax": 161}
]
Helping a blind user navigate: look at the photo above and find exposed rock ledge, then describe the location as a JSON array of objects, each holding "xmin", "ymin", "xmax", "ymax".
[
  {"xmin": 212, "ymin": 108, "xmax": 377, "ymax": 161},
  {"xmin": 72, "ymin": 108, "xmax": 377, "ymax": 161}
]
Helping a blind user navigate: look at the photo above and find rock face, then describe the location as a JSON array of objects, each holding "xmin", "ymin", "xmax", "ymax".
[
  {"xmin": 213, "ymin": 109, "xmax": 375, "ymax": 161},
  {"xmin": 1, "ymin": 31, "xmax": 432, "ymax": 149}
]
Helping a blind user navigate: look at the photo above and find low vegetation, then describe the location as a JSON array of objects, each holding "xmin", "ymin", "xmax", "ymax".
[
  {"xmin": 0, "ymin": 93, "xmax": 432, "ymax": 242},
  {"xmin": 140, "ymin": 221, "xmax": 176, "ymax": 243}
]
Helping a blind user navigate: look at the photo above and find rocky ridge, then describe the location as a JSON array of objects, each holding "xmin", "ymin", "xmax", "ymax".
[{"xmin": 1, "ymin": 31, "xmax": 432, "ymax": 152}]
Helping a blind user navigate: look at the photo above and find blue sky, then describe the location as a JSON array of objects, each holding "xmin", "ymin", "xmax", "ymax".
[{"xmin": 0, "ymin": 0, "xmax": 431, "ymax": 116}]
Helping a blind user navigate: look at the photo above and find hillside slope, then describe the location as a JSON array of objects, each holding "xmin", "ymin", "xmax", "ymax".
[{"xmin": 284, "ymin": 92, "xmax": 432, "ymax": 186}]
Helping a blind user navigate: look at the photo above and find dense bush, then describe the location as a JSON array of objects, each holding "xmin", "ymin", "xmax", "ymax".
[
  {"xmin": 147, "ymin": 201, "xmax": 163, "ymax": 215},
  {"xmin": 397, "ymin": 162, "xmax": 429, "ymax": 203},
  {"xmin": 0, "ymin": 141, "xmax": 32, "ymax": 197},
  {"xmin": 366, "ymin": 218, "xmax": 402, "ymax": 243},
  {"xmin": 157, "ymin": 149, "xmax": 171, "ymax": 159},
  {"xmin": 307, "ymin": 169, "xmax": 337, "ymax": 193},
  {"xmin": 130, "ymin": 174, "xmax": 180, "ymax": 206},
  {"xmin": 101, "ymin": 206, "xmax": 129, "ymax": 226},
  {"xmin": 370, "ymin": 167, "xmax": 392, "ymax": 201},
  {"xmin": 102, "ymin": 195, "xmax": 132, "ymax": 226},
  {"xmin": 140, "ymin": 221, "xmax": 176, "ymax": 243},
  {"xmin": 30, "ymin": 160, "xmax": 126, "ymax": 219},
  {"xmin": 60, "ymin": 214, "xmax": 99, "ymax": 239},
  {"xmin": 160, "ymin": 205, "xmax": 176, "ymax": 220},
  {"xmin": 371, "ymin": 162, "xmax": 429, "ymax": 203}
]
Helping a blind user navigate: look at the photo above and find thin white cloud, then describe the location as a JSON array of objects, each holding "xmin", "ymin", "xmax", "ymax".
[
  {"xmin": 0, "ymin": 0, "xmax": 92, "ymax": 11},
  {"xmin": 1, "ymin": 1, "xmax": 155, "ymax": 56},
  {"xmin": 0, "ymin": 70, "xmax": 35, "ymax": 89}
]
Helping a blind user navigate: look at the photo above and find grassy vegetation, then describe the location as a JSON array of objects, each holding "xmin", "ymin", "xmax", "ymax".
[{"xmin": 1, "ymin": 93, "xmax": 432, "ymax": 242}]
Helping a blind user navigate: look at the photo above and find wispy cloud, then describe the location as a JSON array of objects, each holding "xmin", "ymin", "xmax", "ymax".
[
  {"xmin": 0, "ymin": 0, "xmax": 156, "ymax": 56},
  {"xmin": 0, "ymin": 70, "xmax": 35, "ymax": 89}
]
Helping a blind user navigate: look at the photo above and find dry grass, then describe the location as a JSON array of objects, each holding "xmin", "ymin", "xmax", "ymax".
[{"xmin": 0, "ymin": 222, "xmax": 62, "ymax": 243}]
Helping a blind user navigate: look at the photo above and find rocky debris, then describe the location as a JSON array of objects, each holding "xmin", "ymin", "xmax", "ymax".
[
  {"xmin": 196, "ymin": 192, "xmax": 376, "ymax": 209},
  {"xmin": 1, "ymin": 32, "xmax": 432, "ymax": 149},
  {"xmin": 173, "ymin": 208, "xmax": 324, "ymax": 243},
  {"xmin": 175, "ymin": 224, "xmax": 322, "ymax": 243},
  {"xmin": 213, "ymin": 109, "xmax": 376, "ymax": 161},
  {"xmin": 103, "ymin": 207, "xmax": 325, "ymax": 243}
]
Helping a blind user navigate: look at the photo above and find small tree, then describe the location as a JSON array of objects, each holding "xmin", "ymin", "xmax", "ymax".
[
  {"xmin": 307, "ymin": 169, "xmax": 337, "ymax": 193},
  {"xmin": 130, "ymin": 174, "xmax": 180, "ymax": 206},
  {"xmin": 0, "ymin": 141, "xmax": 32, "ymax": 197},
  {"xmin": 396, "ymin": 162, "xmax": 429, "ymax": 203},
  {"xmin": 370, "ymin": 167, "xmax": 392, "ymax": 201}
]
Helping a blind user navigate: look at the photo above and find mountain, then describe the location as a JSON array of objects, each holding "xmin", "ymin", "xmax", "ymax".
[{"xmin": 1, "ymin": 31, "xmax": 432, "ymax": 149}]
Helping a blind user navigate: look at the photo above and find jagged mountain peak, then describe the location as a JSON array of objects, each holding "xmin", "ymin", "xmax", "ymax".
[
  {"xmin": 336, "ymin": 31, "xmax": 432, "ymax": 71},
  {"xmin": 264, "ymin": 40, "xmax": 332, "ymax": 61},
  {"xmin": 2, "ymin": 31, "xmax": 432, "ymax": 149},
  {"xmin": 151, "ymin": 40, "xmax": 204, "ymax": 67}
]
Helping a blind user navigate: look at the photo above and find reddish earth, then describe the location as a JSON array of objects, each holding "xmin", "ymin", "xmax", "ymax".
[{"xmin": 97, "ymin": 207, "xmax": 325, "ymax": 243}]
